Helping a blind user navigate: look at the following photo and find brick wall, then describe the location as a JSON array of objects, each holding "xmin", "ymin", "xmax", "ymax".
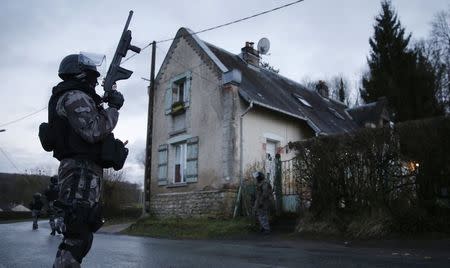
[{"xmin": 150, "ymin": 189, "xmax": 236, "ymax": 218}]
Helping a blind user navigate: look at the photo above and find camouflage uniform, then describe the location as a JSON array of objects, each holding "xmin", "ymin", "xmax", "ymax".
[
  {"xmin": 29, "ymin": 196, "xmax": 44, "ymax": 230},
  {"xmin": 254, "ymin": 178, "xmax": 273, "ymax": 234},
  {"xmin": 53, "ymin": 88, "xmax": 118, "ymax": 267},
  {"xmin": 45, "ymin": 178, "xmax": 61, "ymax": 235}
]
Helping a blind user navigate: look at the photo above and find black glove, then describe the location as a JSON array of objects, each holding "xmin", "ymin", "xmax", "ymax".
[{"xmin": 107, "ymin": 90, "xmax": 124, "ymax": 110}]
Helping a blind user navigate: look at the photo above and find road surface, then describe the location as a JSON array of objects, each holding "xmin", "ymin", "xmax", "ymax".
[{"xmin": 0, "ymin": 221, "xmax": 449, "ymax": 267}]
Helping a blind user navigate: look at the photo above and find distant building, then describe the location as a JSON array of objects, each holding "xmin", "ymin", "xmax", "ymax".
[{"xmin": 11, "ymin": 204, "xmax": 30, "ymax": 212}]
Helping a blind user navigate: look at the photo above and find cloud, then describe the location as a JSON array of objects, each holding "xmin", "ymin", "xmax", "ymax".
[{"xmin": 1, "ymin": 0, "xmax": 448, "ymax": 183}]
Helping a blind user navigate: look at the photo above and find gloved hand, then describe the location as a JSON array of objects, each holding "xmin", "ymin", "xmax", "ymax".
[{"xmin": 107, "ymin": 90, "xmax": 124, "ymax": 110}]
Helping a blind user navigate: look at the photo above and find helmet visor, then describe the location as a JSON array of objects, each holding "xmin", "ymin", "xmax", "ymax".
[
  {"xmin": 79, "ymin": 52, "xmax": 106, "ymax": 77},
  {"xmin": 79, "ymin": 52, "xmax": 106, "ymax": 67}
]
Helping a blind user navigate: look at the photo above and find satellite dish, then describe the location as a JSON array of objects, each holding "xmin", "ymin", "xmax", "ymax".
[{"xmin": 257, "ymin": 38, "xmax": 270, "ymax": 55}]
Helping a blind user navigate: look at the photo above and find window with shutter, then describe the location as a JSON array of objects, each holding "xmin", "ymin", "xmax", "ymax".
[
  {"xmin": 185, "ymin": 137, "xmax": 199, "ymax": 183},
  {"xmin": 173, "ymin": 143, "xmax": 186, "ymax": 183},
  {"xmin": 166, "ymin": 71, "xmax": 192, "ymax": 115},
  {"xmin": 157, "ymin": 144, "xmax": 168, "ymax": 186}
]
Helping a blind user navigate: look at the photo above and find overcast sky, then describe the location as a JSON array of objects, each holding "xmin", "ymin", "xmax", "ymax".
[{"xmin": 0, "ymin": 0, "xmax": 448, "ymax": 184}]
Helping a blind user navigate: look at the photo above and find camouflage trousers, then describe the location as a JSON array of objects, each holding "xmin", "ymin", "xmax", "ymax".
[
  {"xmin": 256, "ymin": 208, "xmax": 270, "ymax": 233},
  {"xmin": 53, "ymin": 159, "xmax": 103, "ymax": 267},
  {"xmin": 48, "ymin": 201, "xmax": 64, "ymax": 234},
  {"xmin": 32, "ymin": 210, "xmax": 41, "ymax": 230}
]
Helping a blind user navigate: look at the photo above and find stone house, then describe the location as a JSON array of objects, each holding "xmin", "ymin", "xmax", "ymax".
[{"xmin": 146, "ymin": 27, "xmax": 361, "ymax": 218}]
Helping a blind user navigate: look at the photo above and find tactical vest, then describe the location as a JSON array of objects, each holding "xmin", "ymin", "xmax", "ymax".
[
  {"xmin": 45, "ymin": 81, "xmax": 103, "ymax": 163},
  {"xmin": 39, "ymin": 80, "xmax": 128, "ymax": 170}
]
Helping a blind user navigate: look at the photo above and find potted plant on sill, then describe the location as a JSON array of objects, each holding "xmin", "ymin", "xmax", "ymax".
[{"xmin": 171, "ymin": 101, "xmax": 186, "ymax": 115}]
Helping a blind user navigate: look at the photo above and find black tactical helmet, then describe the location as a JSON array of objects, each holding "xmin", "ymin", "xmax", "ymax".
[
  {"xmin": 58, "ymin": 54, "xmax": 100, "ymax": 80},
  {"xmin": 252, "ymin": 171, "xmax": 265, "ymax": 181},
  {"xmin": 33, "ymin": 192, "xmax": 42, "ymax": 199},
  {"xmin": 50, "ymin": 175, "xmax": 58, "ymax": 185}
]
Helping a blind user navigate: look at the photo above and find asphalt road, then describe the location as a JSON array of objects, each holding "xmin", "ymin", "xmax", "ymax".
[{"xmin": 0, "ymin": 221, "xmax": 449, "ymax": 267}]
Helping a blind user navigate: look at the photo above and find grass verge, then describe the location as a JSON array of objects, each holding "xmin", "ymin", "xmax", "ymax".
[{"xmin": 123, "ymin": 217, "xmax": 255, "ymax": 240}]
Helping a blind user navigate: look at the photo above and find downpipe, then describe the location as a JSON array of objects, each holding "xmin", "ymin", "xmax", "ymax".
[{"xmin": 233, "ymin": 101, "xmax": 254, "ymax": 218}]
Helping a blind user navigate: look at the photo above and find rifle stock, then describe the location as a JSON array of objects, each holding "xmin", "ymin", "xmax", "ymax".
[{"xmin": 103, "ymin": 10, "xmax": 141, "ymax": 97}]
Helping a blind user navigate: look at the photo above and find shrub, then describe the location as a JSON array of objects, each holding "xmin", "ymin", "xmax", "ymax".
[{"xmin": 290, "ymin": 116, "xmax": 450, "ymax": 237}]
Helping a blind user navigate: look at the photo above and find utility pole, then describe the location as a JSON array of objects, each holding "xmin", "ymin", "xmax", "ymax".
[{"xmin": 143, "ymin": 41, "xmax": 156, "ymax": 215}]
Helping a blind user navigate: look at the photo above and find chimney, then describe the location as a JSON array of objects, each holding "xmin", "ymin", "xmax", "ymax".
[
  {"xmin": 315, "ymin": 80, "xmax": 329, "ymax": 98},
  {"xmin": 240, "ymin": 41, "xmax": 260, "ymax": 66}
]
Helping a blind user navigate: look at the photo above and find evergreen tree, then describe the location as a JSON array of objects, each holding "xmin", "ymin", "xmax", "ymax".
[
  {"xmin": 361, "ymin": 1, "xmax": 440, "ymax": 121},
  {"xmin": 338, "ymin": 78, "xmax": 346, "ymax": 103}
]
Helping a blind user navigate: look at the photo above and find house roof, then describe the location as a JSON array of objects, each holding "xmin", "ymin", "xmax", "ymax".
[
  {"xmin": 161, "ymin": 28, "xmax": 360, "ymax": 135},
  {"xmin": 347, "ymin": 98, "xmax": 389, "ymax": 127}
]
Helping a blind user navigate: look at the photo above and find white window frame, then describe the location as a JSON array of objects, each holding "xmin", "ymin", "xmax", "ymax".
[
  {"xmin": 165, "ymin": 71, "xmax": 192, "ymax": 115},
  {"xmin": 173, "ymin": 142, "xmax": 187, "ymax": 184},
  {"xmin": 172, "ymin": 77, "xmax": 186, "ymax": 105}
]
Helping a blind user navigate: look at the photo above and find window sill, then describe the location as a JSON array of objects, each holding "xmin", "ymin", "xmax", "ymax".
[
  {"xmin": 169, "ymin": 128, "xmax": 187, "ymax": 137},
  {"xmin": 166, "ymin": 182, "xmax": 188, "ymax": 188}
]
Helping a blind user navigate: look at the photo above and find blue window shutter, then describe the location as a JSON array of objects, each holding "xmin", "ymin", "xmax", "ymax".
[
  {"xmin": 157, "ymin": 144, "xmax": 168, "ymax": 186},
  {"xmin": 185, "ymin": 137, "xmax": 198, "ymax": 183},
  {"xmin": 164, "ymin": 87, "xmax": 172, "ymax": 115},
  {"xmin": 183, "ymin": 72, "xmax": 192, "ymax": 108}
]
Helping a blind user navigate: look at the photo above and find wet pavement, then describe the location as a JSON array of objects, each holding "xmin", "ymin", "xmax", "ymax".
[{"xmin": 0, "ymin": 220, "xmax": 449, "ymax": 267}]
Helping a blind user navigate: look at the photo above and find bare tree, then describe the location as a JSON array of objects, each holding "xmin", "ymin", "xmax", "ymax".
[
  {"xmin": 136, "ymin": 149, "xmax": 146, "ymax": 168},
  {"xmin": 428, "ymin": 8, "xmax": 450, "ymax": 112}
]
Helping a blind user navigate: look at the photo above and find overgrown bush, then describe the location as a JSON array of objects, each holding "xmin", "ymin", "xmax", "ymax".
[
  {"xmin": 102, "ymin": 169, "xmax": 142, "ymax": 219},
  {"xmin": 290, "ymin": 116, "xmax": 450, "ymax": 238},
  {"xmin": 0, "ymin": 173, "xmax": 50, "ymax": 209}
]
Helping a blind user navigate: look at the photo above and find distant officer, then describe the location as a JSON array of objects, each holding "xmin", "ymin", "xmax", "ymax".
[
  {"xmin": 253, "ymin": 171, "xmax": 273, "ymax": 234},
  {"xmin": 39, "ymin": 52, "xmax": 127, "ymax": 267},
  {"xmin": 29, "ymin": 193, "xmax": 44, "ymax": 230},
  {"xmin": 44, "ymin": 175, "xmax": 61, "ymax": 235}
]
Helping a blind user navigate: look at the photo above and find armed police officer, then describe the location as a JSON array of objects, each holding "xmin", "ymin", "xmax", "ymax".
[
  {"xmin": 44, "ymin": 175, "xmax": 62, "ymax": 235},
  {"xmin": 38, "ymin": 12, "xmax": 140, "ymax": 267},
  {"xmin": 253, "ymin": 171, "xmax": 273, "ymax": 234},
  {"xmin": 39, "ymin": 52, "xmax": 128, "ymax": 267},
  {"xmin": 29, "ymin": 192, "xmax": 44, "ymax": 230}
]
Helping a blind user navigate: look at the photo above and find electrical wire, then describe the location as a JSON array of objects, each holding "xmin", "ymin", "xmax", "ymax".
[
  {"xmin": 156, "ymin": 45, "xmax": 221, "ymax": 87},
  {"xmin": 122, "ymin": 0, "xmax": 305, "ymax": 63},
  {"xmin": 2, "ymin": 0, "xmax": 305, "ymax": 128},
  {"xmin": 0, "ymin": 106, "xmax": 47, "ymax": 128},
  {"xmin": 0, "ymin": 147, "xmax": 20, "ymax": 172}
]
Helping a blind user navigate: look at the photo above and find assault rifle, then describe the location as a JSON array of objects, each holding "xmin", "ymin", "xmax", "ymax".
[{"xmin": 103, "ymin": 10, "xmax": 141, "ymax": 99}]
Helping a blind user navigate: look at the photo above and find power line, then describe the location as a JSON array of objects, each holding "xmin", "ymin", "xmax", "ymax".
[
  {"xmin": 3, "ymin": 0, "xmax": 305, "ymax": 127},
  {"xmin": 0, "ymin": 147, "xmax": 20, "ymax": 172},
  {"xmin": 0, "ymin": 106, "xmax": 47, "ymax": 128},
  {"xmin": 122, "ymin": 0, "xmax": 305, "ymax": 63},
  {"xmin": 155, "ymin": 45, "xmax": 221, "ymax": 87}
]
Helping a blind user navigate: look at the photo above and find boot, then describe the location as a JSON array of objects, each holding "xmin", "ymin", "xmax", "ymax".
[{"xmin": 51, "ymin": 229, "xmax": 56, "ymax": 236}]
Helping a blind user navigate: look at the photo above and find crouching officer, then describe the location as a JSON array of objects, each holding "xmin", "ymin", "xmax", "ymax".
[
  {"xmin": 39, "ymin": 52, "xmax": 128, "ymax": 267},
  {"xmin": 29, "ymin": 193, "xmax": 44, "ymax": 230},
  {"xmin": 253, "ymin": 172, "xmax": 273, "ymax": 234}
]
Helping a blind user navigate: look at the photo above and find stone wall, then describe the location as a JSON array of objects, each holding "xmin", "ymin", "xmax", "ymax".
[{"xmin": 150, "ymin": 189, "xmax": 237, "ymax": 218}]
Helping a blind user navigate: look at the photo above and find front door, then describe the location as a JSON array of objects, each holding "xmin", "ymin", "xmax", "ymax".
[{"xmin": 265, "ymin": 140, "xmax": 277, "ymax": 185}]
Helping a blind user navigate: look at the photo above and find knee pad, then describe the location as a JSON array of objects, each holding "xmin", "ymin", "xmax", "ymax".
[
  {"xmin": 54, "ymin": 249, "xmax": 81, "ymax": 268},
  {"xmin": 59, "ymin": 232, "xmax": 93, "ymax": 264}
]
